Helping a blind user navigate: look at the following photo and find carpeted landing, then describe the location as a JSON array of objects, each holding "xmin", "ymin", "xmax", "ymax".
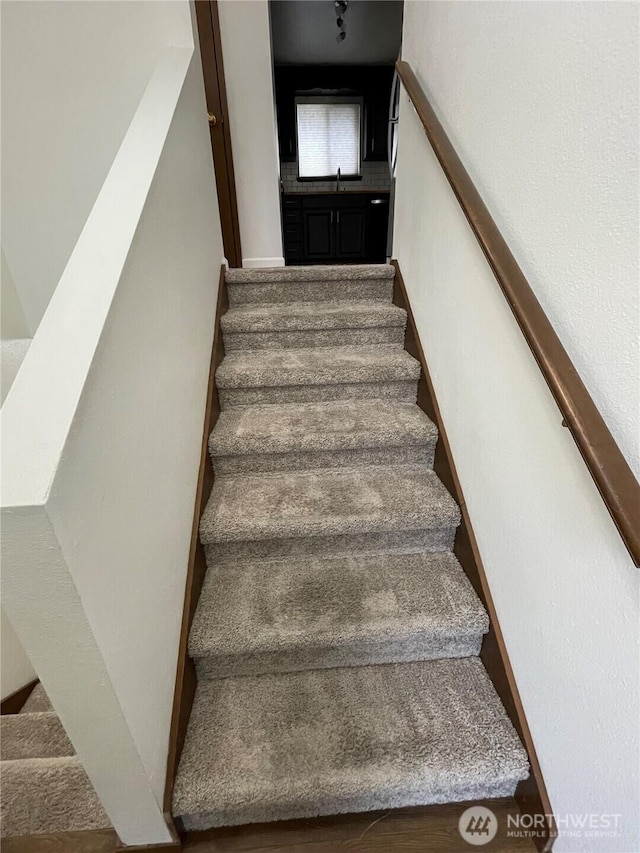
[
  {"xmin": 174, "ymin": 264, "xmax": 529, "ymax": 830},
  {"xmin": 0, "ymin": 684, "xmax": 110, "ymax": 837}
]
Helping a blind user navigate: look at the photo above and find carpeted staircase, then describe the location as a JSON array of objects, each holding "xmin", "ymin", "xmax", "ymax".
[
  {"xmin": 0, "ymin": 684, "xmax": 110, "ymax": 837},
  {"xmin": 173, "ymin": 264, "xmax": 529, "ymax": 831}
]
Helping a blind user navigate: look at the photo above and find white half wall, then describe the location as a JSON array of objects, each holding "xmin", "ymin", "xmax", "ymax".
[
  {"xmin": 1, "ymin": 37, "xmax": 224, "ymax": 844},
  {"xmin": 44, "ymin": 47, "xmax": 223, "ymax": 812},
  {"xmin": 1, "ymin": 0, "xmax": 193, "ymax": 333},
  {"xmin": 217, "ymin": 0, "xmax": 284, "ymax": 268},
  {"xmin": 1, "ymin": 339, "xmax": 31, "ymax": 407},
  {"xmin": 394, "ymin": 4, "xmax": 639, "ymax": 852}
]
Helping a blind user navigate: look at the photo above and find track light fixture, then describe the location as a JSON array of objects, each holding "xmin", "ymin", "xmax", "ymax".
[{"xmin": 335, "ymin": 0, "xmax": 348, "ymax": 42}]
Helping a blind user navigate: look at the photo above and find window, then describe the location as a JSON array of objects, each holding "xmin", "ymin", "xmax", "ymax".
[{"xmin": 296, "ymin": 98, "xmax": 362, "ymax": 179}]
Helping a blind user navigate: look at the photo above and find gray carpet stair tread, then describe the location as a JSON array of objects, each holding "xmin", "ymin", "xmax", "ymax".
[
  {"xmin": 178, "ymin": 263, "xmax": 529, "ymax": 832},
  {"xmin": 226, "ymin": 264, "xmax": 395, "ymax": 284},
  {"xmin": 173, "ymin": 657, "xmax": 529, "ymax": 829},
  {"xmin": 189, "ymin": 552, "xmax": 489, "ymax": 678},
  {"xmin": 222, "ymin": 301, "xmax": 406, "ymax": 333},
  {"xmin": 19, "ymin": 683, "xmax": 52, "ymax": 713},
  {"xmin": 209, "ymin": 400, "xmax": 437, "ymax": 459},
  {"xmin": 216, "ymin": 346, "xmax": 420, "ymax": 389},
  {"xmin": 1, "ymin": 712, "xmax": 73, "ymax": 760},
  {"xmin": 0, "ymin": 757, "xmax": 110, "ymax": 837},
  {"xmin": 200, "ymin": 464, "xmax": 460, "ymax": 545}
]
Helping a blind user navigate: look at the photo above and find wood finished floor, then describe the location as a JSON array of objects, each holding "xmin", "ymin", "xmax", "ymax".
[
  {"xmin": 1, "ymin": 800, "xmax": 541, "ymax": 853},
  {"xmin": 182, "ymin": 799, "xmax": 540, "ymax": 852},
  {"xmin": 1, "ymin": 830, "xmax": 117, "ymax": 853}
]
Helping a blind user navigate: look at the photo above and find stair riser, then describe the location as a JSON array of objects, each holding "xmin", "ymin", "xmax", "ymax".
[
  {"xmin": 180, "ymin": 779, "xmax": 523, "ymax": 831},
  {"xmin": 228, "ymin": 279, "xmax": 393, "ymax": 307},
  {"xmin": 219, "ymin": 380, "xmax": 418, "ymax": 409},
  {"xmin": 223, "ymin": 327, "xmax": 405, "ymax": 351},
  {"xmin": 194, "ymin": 633, "xmax": 484, "ymax": 680},
  {"xmin": 205, "ymin": 528, "xmax": 456, "ymax": 564},
  {"xmin": 211, "ymin": 443, "xmax": 435, "ymax": 475}
]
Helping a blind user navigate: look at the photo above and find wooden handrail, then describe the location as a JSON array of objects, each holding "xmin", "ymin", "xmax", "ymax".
[{"xmin": 396, "ymin": 59, "xmax": 640, "ymax": 567}]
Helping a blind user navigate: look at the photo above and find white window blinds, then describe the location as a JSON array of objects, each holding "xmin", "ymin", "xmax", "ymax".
[{"xmin": 296, "ymin": 101, "xmax": 361, "ymax": 178}]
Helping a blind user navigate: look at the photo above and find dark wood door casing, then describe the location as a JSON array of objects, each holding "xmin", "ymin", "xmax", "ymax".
[{"xmin": 194, "ymin": 0, "xmax": 242, "ymax": 268}]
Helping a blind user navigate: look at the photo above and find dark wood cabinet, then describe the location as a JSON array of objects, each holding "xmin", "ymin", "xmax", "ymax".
[
  {"xmin": 303, "ymin": 209, "xmax": 334, "ymax": 261},
  {"xmin": 364, "ymin": 76, "xmax": 393, "ymax": 162},
  {"xmin": 335, "ymin": 208, "xmax": 366, "ymax": 258},
  {"xmin": 282, "ymin": 193, "xmax": 388, "ymax": 265},
  {"xmin": 281, "ymin": 197, "xmax": 304, "ymax": 261}
]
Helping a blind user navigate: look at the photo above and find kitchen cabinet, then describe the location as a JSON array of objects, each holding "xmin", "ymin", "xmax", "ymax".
[
  {"xmin": 303, "ymin": 206, "xmax": 366, "ymax": 261},
  {"xmin": 335, "ymin": 208, "xmax": 366, "ymax": 259},
  {"xmin": 303, "ymin": 209, "xmax": 335, "ymax": 261},
  {"xmin": 281, "ymin": 197, "xmax": 304, "ymax": 261},
  {"xmin": 364, "ymin": 74, "xmax": 394, "ymax": 162},
  {"xmin": 282, "ymin": 193, "xmax": 388, "ymax": 265}
]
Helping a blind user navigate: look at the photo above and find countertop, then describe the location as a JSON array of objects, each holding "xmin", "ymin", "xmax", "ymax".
[{"xmin": 282, "ymin": 190, "xmax": 390, "ymax": 197}]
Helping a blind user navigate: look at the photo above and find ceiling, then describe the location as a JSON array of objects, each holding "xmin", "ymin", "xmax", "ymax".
[{"xmin": 270, "ymin": 1, "xmax": 404, "ymax": 66}]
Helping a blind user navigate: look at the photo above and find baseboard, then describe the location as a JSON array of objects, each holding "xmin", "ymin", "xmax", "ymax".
[
  {"xmin": 391, "ymin": 259, "xmax": 556, "ymax": 853},
  {"xmin": 1, "ymin": 678, "xmax": 38, "ymax": 714},
  {"xmin": 241, "ymin": 256, "xmax": 285, "ymax": 268},
  {"xmin": 163, "ymin": 265, "xmax": 228, "ymax": 814}
]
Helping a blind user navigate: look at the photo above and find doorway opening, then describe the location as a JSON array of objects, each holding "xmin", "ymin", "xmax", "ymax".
[{"xmin": 268, "ymin": 0, "xmax": 404, "ymax": 266}]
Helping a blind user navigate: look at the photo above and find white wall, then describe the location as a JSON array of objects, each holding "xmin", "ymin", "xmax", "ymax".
[
  {"xmin": 1, "ymin": 304, "xmax": 35, "ymax": 702},
  {"xmin": 1, "ymin": 611, "xmax": 35, "ymax": 701},
  {"xmin": 1, "ymin": 248, "xmax": 29, "ymax": 339},
  {"xmin": 218, "ymin": 0, "xmax": 284, "ymax": 267},
  {"xmin": 395, "ymin": 4, "xmax": 639, "ymax": 852},
  {"xmin": 400, "ymin": 0, "xmax": 639, "ymax": 479},
  {"xmin": 1, "ymin": 248, "xmax": 35, "ymax": 701},
  {"xmin": 2, "ymin": 7, "xmax": 224, "ymax": 842},
  {"xmin": 1, "ymin": 0, "xmax": 192, "ymax": 333}
]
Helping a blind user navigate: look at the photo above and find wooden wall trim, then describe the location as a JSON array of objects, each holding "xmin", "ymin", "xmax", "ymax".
[
  {"xmin": 395, "ymin": 59, "xmax": 640, "ymax": 567},
  {"xmin": 1, "ymin": 679, "xmax": 38, "ymax": 715},
  {"xmin": 163, "ymin": 265, "xmax": 228, "ymax": 814},
  {"xmin": 392, "ymin": 259, "xmax": 556, "ymax": 852}
]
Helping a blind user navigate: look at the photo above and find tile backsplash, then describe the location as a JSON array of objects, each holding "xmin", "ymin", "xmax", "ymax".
[{"xmin": 280, "ymin": 161, "xmax": 390, "ymax": 194}]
